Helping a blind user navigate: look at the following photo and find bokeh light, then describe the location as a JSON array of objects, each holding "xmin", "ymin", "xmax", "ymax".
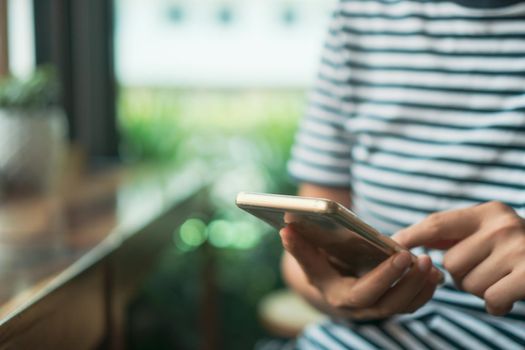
[
  {"xmin": 207, "ymin": 219, "xmax": 233, "ymax": 248},
  {"xmin": 174, "ymin": 218, "xmax": 208, "ymax": 250}
]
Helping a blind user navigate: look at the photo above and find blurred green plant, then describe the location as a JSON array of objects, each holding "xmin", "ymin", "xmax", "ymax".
[
  {"xmin": 0, "ymin": 65, "xmax": 60, "ymax": 110},
  {"xmin": 119, "ymin": 88, "xmax": 301, "ymax": 165},
  {"xmin": 119, "ymin": 87, "xmax": 302, "ymax": 248},
  {"xmin": 120, "ymin": 87, "xmax": 304, "ymax": 350}
]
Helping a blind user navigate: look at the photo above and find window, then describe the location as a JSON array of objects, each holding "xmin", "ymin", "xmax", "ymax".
[{"xmin": 113, "ymin": 0, "xmax": 335, "ymax": 348}]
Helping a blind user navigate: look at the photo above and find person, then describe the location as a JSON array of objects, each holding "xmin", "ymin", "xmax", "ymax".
[{"xmin": 280, "ymin": 0, "xmax": 525, "ymax": 348}]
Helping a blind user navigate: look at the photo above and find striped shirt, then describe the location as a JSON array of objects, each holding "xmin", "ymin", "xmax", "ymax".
[{"xmin": 288, "ymin": 0, "xmax": 525, "ymax": 348}]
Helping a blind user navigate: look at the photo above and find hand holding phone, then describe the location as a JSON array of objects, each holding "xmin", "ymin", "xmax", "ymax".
[
  {"xmin": 237, "ymin": 192, "xmax": 443, "ymax": 320},
  {"xmin": 281, "ymin": 226, "xmax": 442, "ymax": 320}
]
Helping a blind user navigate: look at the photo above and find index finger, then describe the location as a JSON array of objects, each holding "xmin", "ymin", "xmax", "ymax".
[{"xmin": 392, "ymin": 207, "xmax": 482, "ymax": 249}]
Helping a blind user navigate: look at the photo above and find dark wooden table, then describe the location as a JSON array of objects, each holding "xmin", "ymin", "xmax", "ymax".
[{"xmin": 0, "ymin": 162, "xmax": 205, "ymax": 349}]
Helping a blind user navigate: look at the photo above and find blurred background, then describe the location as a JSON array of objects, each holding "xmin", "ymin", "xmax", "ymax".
[{"xmin": 1, "ymin": 0, "xmax": 335, "ymax": 348}]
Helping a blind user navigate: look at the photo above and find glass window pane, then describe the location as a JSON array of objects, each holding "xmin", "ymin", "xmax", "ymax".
[{"xmin": 114, "ymin": 1, "xmax": 335, "ymax": 348}]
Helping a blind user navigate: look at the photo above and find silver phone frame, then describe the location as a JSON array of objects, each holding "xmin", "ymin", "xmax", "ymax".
[{"xmin": 236, "ymin": 192, "xmax": 403, "ymax": 256}]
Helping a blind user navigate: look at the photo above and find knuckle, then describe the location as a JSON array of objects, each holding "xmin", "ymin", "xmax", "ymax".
[
  {"xmin": 487, "ymin": 227, "xmax": 511, "ymax": 242},
  {"xmin": 460, "ymin": 276, "xmax": 486, "ymax": 298},
  {"xmin": 484, "ymin": 289, "xmax": 508, "ymax": 313},
  {"xmin": 486, "ymin": 201, "xmax": 513, "ymax": 214},
  {"xmin": 442, "ymin": 253, "xmax": 463, "ymax": 278},
  {"xmin": 425, "ymin": 212, "xmax": 444, "ymax": 232},
  {"xmin": 501, "ymin": 215, "xmax": 524, "ymax": 231},
  {"xmin": 421, "ymin": 212, "xmax": 445, "ymax": 236},
  {"xmin": 510, "ymin": 241, "xmax": 525, "ymax": 258},
  {"xmin": 487, "ymin": 217, "xmax": 522, "ymax": 241}
]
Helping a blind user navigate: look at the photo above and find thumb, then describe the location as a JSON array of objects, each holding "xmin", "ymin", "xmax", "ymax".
[{"xmin": 392, "ymin": 208, "xmax": 480, "ymax": 249}]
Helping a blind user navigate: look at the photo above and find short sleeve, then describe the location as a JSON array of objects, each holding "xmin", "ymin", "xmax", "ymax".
[{"xmin": 288, "ymin": 3, "xmax": 353, "ymax": 187}]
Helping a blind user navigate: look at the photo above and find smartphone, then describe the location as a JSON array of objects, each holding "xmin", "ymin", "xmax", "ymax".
[{"xmin": 236, "ymin": 192, "xmax": 414, "ymax": 277}]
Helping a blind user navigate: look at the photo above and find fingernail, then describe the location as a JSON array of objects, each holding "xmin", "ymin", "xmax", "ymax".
[
  {"xmin": 417, "ymin": 256, "xmax": 431, "ymax": 272},
  {"xmin": 391, "ymin": 231, "xmax": 405, "ymax": 243},
  {"xmin": 393, "ymin": 252, "xmax": 411, "ymax": 269}
]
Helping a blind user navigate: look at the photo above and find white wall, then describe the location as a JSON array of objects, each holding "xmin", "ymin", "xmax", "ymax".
[{"xmin": 115, "ymin": 0, "xmax": 336, "ymax": 88}]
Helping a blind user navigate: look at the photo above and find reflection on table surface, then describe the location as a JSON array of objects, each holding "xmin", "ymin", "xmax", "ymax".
[{"xmin": 0, "ymin": 161, "xmax": 205, "ymax": 324}]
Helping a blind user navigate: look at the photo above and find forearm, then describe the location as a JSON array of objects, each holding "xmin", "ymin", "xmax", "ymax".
[{"xmin": 281, "ymin": 183, "xmax": 351, "ymax": 316}]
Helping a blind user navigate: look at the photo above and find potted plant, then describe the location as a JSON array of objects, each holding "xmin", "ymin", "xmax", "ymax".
[{"xmin": 0, "ymin": 66, "xmax": 67, "ymax": 193}]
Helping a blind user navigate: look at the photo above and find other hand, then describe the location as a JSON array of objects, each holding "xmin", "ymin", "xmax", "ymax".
[{"xmin": 394, "ymin": 201, "xmax": 525, "ymax": 316}]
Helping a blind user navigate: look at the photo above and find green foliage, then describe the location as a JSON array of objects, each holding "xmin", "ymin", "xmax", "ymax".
[
  {"xmin": 118, "ymin": 88, "xmax": 302, "ymax": 169},
  {"xmin": 128, "ymin": 233, "xmax": 285, "ymax": 350},
  {"xmin": 120, "ymin": 88, "xmax": 304, "ymax": 349},
  {"xmin": 118, "ymin": 88, "xmax": 184, "ymax": 161},
  {"xmin": 0, "ymin": 65, "xmax": 60, "ymax": 110}
]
